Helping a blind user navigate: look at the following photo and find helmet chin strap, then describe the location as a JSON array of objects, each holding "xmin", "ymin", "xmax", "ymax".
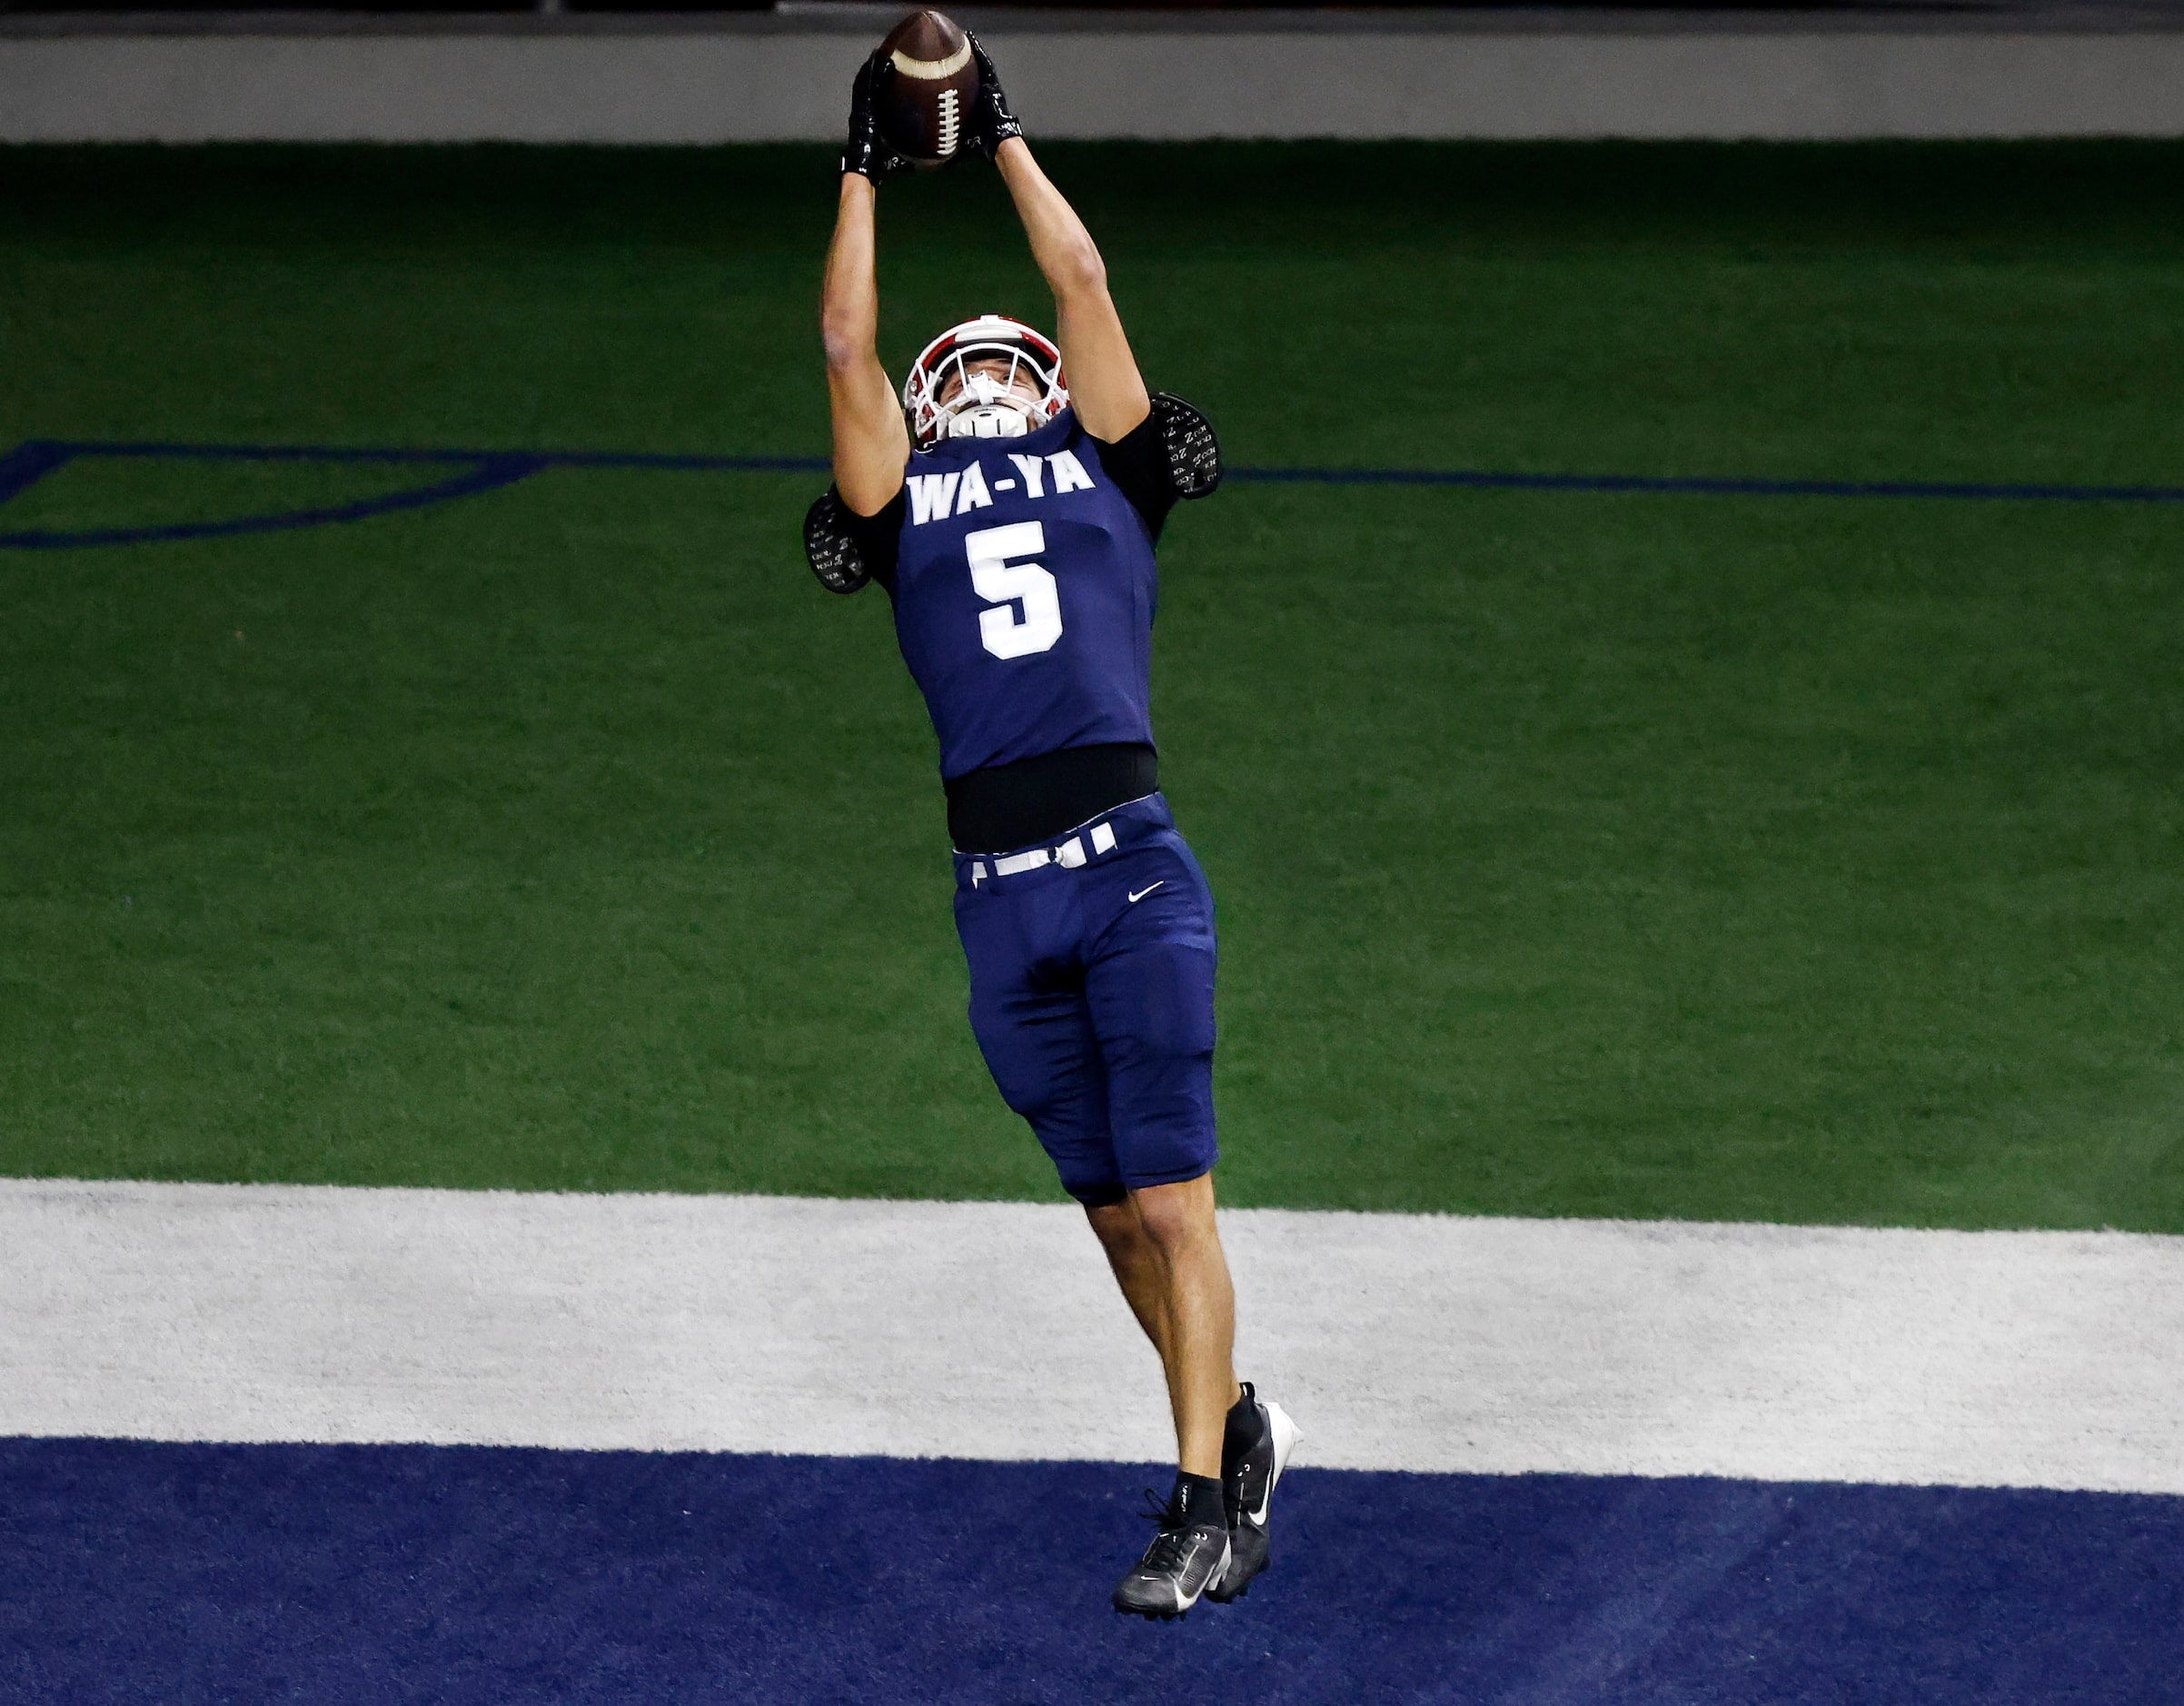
[
  {"xmin": 943, "ymin": 405, "xmax": 1036, "ymax": 440},
  {"xmin": 940, "ymin": 372, "xmax": 1039, "ymax": 440}
]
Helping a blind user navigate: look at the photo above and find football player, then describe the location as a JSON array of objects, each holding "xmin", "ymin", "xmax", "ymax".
[{"xmin": 804, "ymin": 39, "xmax": 1296, "ymax": 1619}]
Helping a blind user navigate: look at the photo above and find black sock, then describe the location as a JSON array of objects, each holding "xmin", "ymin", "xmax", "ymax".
[{"xmin": 1170, "ymin": 1471, "xmax": 1226, "ymax": 1531}]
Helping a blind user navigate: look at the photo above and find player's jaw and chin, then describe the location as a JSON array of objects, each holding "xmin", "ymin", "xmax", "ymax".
[{"xmin": 932, "ymin": 371, "xmax": 1043, "ymax": 440}]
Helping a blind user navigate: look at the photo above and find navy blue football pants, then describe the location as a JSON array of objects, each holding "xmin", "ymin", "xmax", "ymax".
[{"xmin": 952, "ymin": 793, "xmax": 1218, "ymax": 1206}]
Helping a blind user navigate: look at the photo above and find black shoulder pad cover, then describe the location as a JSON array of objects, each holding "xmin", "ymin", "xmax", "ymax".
[
  {"xmin": 803, "ymin": 487, "xmax": 871, "ymax": 595},
  {"xmin": 1151, "ymin": 392, "xmax": 1221, "ymax": 501}
]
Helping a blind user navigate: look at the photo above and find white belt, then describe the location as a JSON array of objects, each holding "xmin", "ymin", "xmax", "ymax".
[{"xmin": 970, "ymin": 818, "xmax": 1119, "ymax": 887}]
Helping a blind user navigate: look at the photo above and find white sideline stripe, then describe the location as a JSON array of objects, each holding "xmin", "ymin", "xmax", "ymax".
[{"xmin": 2, "ymin": 1180, "xmax": 2179, "ymax": 1494}]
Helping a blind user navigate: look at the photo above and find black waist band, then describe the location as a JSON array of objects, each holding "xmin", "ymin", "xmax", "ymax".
[{"xmin": 946, "ymin": 743, "xmax": 1158, "ymax": 854}]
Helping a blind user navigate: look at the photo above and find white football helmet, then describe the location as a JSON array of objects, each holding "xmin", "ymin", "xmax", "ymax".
[{"xmin": 903, "ymin": 314, "xmax": 1068, "ymax": 444}]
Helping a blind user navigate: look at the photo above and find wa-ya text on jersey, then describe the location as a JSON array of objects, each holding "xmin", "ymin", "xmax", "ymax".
[{"xmin": 884, "ymin": 409, "xmax": 1158, "ymax": 781}]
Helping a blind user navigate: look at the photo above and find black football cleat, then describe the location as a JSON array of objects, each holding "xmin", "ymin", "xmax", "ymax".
[
  {"xmin": 1113, "ymin": 1488, "xmax": 1232, "ymax": 1620},
  {"xmin": 1205, "ymin": 1383, "xmax": 1299, "ymax": 1603}
]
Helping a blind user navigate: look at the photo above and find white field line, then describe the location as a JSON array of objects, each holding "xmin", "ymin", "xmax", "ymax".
[{"xmin": 0, "ymin": 1180, "xmax": 2178, "ymax": 1494}]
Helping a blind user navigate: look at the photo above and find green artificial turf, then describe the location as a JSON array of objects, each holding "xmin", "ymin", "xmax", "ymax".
[{"xmin": 2, "ymin": 142, "xmax": 2180, "ymax": 1229}]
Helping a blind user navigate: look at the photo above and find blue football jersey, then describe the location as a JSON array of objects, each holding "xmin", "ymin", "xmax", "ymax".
[{"xmin": 884, "ymin": 409, "xmax": 1157, "ymax": 781}]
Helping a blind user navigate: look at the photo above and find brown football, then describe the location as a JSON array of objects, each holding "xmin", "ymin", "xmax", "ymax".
[{"xmin": 876, "ymin": 10, "xmax": 979, "ymax": 168}]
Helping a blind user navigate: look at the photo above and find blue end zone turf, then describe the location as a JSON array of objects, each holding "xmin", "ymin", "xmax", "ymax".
[{"xmin": 0, "ymin": 1440, "xmax": 2174, "ymax": 1702}]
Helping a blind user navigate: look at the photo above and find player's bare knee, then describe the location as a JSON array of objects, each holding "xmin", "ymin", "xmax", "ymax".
[
  {"xmin": 1128, "ymin": 1174, "xmax": 1220, "ymax": 1253},
  {"xmin": 1084, "ymin": 1195, "xmax": 1142, "ymax": 1248}
]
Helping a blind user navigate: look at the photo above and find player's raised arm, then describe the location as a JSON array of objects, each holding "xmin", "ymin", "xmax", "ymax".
[
  {"xmin": 823, "ymin": 58, "xmax": 913, "ymax": 516},
  {"xmin": 966, "ymin": 42, "xmax": 1151, "ymax": 445}
]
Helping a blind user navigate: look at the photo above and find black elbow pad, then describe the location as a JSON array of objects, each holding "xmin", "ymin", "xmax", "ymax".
[
  {"xmin": 803, "ymin": 487, "xmax": 872, "ymax": 595},
  {"xmin": 1151, "ymin": 392, "xmax": 1222, "ymax": 501}
]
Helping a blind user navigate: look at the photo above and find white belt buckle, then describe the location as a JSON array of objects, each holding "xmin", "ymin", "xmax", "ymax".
[{"xmin": 987, "ymin": 826, "xmax": 1110, "ymax": 881}]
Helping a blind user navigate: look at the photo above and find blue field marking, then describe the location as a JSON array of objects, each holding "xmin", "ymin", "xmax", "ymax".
[
  {"xmin": 1, "ymin": 1440, "xmax": 2175, "ymax": 1704},
  {"xmin": 1231, "ymin": 463, "xmax": 2184, "ymax": 504},
  {"xmin": 3, "ymin": 437, "xmax": 2181, "ymax": 550},
  {"xmin": 0, "ymin": 440, "xmax": 831, "ymax": 550}
]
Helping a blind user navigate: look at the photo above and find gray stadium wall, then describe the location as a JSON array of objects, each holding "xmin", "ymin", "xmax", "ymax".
[{"xmin": 5, "ymin": 6, "xmax": 2184, "ymax": 144}]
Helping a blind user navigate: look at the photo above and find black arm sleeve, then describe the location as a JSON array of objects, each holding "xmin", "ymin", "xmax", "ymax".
[
  {"xmin": 1091, "ymin": 393, "xmax": 1223, "ymax": 543},
  {"xmin": 803, "ymin": 485, "xmax": 906, "ymax": 593},
  {"xmin": 1094, "ymin": 412, "xmax": 1177, "ymax": 541}
]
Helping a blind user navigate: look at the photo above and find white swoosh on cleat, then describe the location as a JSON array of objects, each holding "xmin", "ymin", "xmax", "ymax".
[{"xmin": 1248, "ymin": 1403, "xmax": 1301, "ymax": 1525}]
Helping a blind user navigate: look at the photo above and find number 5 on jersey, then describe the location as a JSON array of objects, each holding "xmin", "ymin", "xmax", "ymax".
[{"xmin": 965, "ymin": 521, "xmax": 1063, "ymax": 660}]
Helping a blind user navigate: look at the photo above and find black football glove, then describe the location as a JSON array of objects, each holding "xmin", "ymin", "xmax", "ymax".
[
  {"xmin": 841, "ymin": 53, "xmax": 913, "ymax": 183},
  {"xmin": 963, "ymin": 32, "xmax": 1025, "ymax": 160}
]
